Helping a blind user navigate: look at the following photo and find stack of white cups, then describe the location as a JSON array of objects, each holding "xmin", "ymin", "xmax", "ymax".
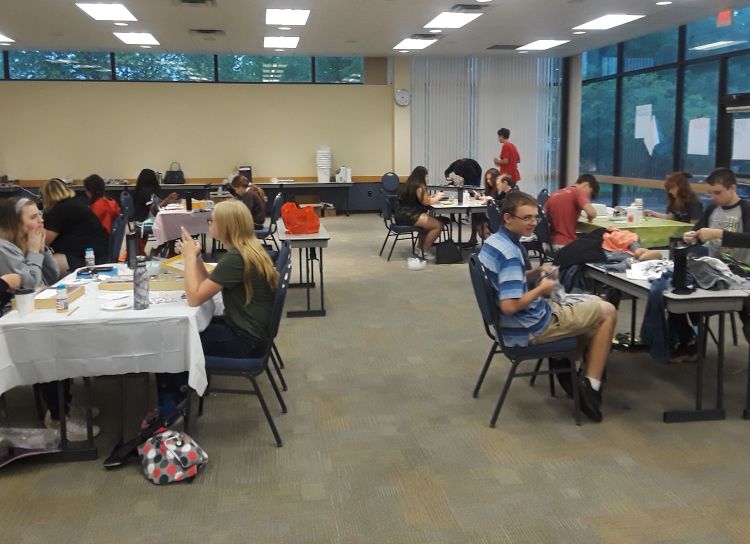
[{"xmin": 316, "ymin": 147, "xmax": 332, "ymax": 183}]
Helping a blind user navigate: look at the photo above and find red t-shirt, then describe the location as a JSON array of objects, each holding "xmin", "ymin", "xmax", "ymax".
[
  {"xmin": 90, "ymin": 197, "xmax": 121, "ymax": 234},
  {"xmin": 499, "ymin": 142, "xmax": 521, "ymax": 182},
  {"xmin": 544, "ymin": 185, "xmax": 589, "ymax": 246}
]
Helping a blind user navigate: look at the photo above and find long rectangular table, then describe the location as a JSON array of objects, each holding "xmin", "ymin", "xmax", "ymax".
[
  {"xmin": 585, "ymin": 263, "xmax": 748, "ymax": 423},
  {"xmin": 577, "ymin": 217, "xmax": 692, "ymax": 248},
  {"xmin": 277, "ymin": 219, "xmax": 331, "ymax": 318},
  {"xmin": 257, "ymin": 182, "xmax": 353, "ymax": 216},
  {"xmin": 429, "ymin": 199, "xmax": 487, "ymax": 245}
]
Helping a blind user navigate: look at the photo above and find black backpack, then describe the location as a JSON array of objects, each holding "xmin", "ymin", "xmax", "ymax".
[{"xmin": 435, "ymin": 240, "xmax": 463, "ymax": 264}]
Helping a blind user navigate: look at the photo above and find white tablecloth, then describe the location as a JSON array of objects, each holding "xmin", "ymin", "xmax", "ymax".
[
  {"xmin": 152, "ymin": 209, "xmax": 212, "ymax": 244},
  {"xmin": 0, "ymin": 278, "xmax": 216, "ymax": 397}
]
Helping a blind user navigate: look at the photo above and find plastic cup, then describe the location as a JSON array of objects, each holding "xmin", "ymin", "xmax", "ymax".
[{"xmin": 15, "ymin": 289, "xmax": 35, "ymax": 316}]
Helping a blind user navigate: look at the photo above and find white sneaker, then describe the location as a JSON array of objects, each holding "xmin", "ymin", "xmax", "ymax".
[
  {"xmin": 44, "ymin": 411, "xmax": 100, "ymax": 441},
  {"xmin": 69, "ymin": 404, "xmax": 100, "ymax": 419},
  {"xmin": 423, "ymin": 251, "xmax": 436, "ymax": 262}
]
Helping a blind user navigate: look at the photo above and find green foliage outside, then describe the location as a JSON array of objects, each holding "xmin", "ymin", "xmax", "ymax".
[
  {"xmin": 315, "ymin": 57, "xmax": 364, "ymax": 83},
  {"xmin": 681, "ymin": 61, "xmax": 719, "ymax": 176},
  {"xmin": 217, "ymin": 55, "xmax": 311, "ymax": 82},
  {"xmin": 728, "ymin": 54, "xmax": 750, "ymax": 94},
  {"xmin": 115, "ymin": 52, "xmax": 214, "ymax": 81},
  {"xmin": 623, "ymin": 28, "xmax": 678, "ymax": 72},
  {"xmin": 580, "ymin": 80, "xmax": 616, "ymax": 175},
  {"xmin": 9, "ymin": 50, "xmax": 111, "ymax": 80}
]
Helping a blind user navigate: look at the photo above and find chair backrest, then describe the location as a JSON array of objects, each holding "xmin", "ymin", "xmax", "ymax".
[
  {"xmin": 275, "ymin": 241, "xmax": 291, "ymax": 273},
  {"xmin": 536, "ymin": 188, "xmax": 550, "ymax": 207},
  {"xmin": 120, "ymin": 190, "xmax": 135, "ymax": 221},
  {"xmin": 487, "ymin": 200, "xmax": 502, "ymax": 234},
  {"xmin": 534, "ymin": 205, "xmax": 552, "ymax": 246},
  {"xmin": 151, "ymin": 194, "xmax": 161, "ymax": 215},
  {"xmin": 468, "ymin": 254, "xmax": 499, "ymax": 343},
  {"xmin": 270, "ymin": 193, "xmax": 283, "ymax": 224},
  {"xmin": 381, "ymin": 172, "xmax": 400, "ymax": 195},
  {"xmin": 268, "ymin": 258, "xmax": 292, "ymax": 342},
  {"xmin": 109, "ymin": 214, "xmax": 127, "ymax": 263}
]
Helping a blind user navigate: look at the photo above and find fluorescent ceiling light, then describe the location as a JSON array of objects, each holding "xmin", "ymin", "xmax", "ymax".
[
  {"xmin": 573, "ymin": 14, "xmax": 644, "ymax": 30},
  {"xmin": 429, "ymin": 29, "xmax": 442, "ymax": 33},
  {"xmin": 265, "ymin": 9, "xmax": 310, "ymax": 26},
  {"xmin": 690, "ymin": 40, "xmax": 746, "ymax": 51},
  {"xmin": 76, "ymin": 3, "xmax": 137, "ymax": 21},
  {"xmin": 425, "ymin": 12, "xmax": 482, "ymax": 29},
  {"xmin": 399, "ymin": 50, "xmax": 410, "ymax": 53},
  {"xmin": 655, "ymin": 1, "xmax": 672, "ymax": 5},
  {"xmin": 0, "ymin": 32, "xmax": 14, "ymax": 43},
  {"xmin": 393, "ymin": 38, "xmax": 437, "ymax": 50},
  {"xmin": 114, "ymin": 32, "xmax": 159, "ymax": 45},
  {"xmin": 477, "ymin": 0, "xmax": 493, "ymax": 2},
  {"xmin": 264, "ymin": 36, "xmax": 300, "ymax": 48},
  {"xmin": 114, "ymin": 22, "xmax": 128, "ymax": 27},
  {"xmin": 573, "ymin": 31, "xmax": 586, "ymax": 35},
  {"xmin": 517, "ymin": 39, "xmax": 569, "ymax": 51},
  {"xmin": 278, "ymin": 26, "xmax": 291, "ymax": 31}
]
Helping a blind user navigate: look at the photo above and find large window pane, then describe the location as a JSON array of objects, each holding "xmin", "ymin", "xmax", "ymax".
[
  {"xmin": 9, "ymin": 50, "xmax": 111, "ymax": 80},
  {"xmin": 686, "ymin": 6, "xmax": 750, "ymax": 59},
  {"xmin": 731, "ymin": 112, "xmax": 750, "ymax": 177},
  {"xmin": 619, "ymin": 185, "xmax": 667, "ymax": 213},
  {"xmin": 620, "ymin": 69, "xmax": 676, "ymax": 179},
  {"xmin": 728, "ymin": 54, "xmax": 750, "ymax": 94},
  {"xmin": 680, "ymin": 61, "xmax": 719, "ymax": 176},
  {"xmin": 592, "ymin": 183, "xmax": 614, "ymax": 207},
  {"xmin": 217, "ymin": 55, "xmax": 312, "ymax": 82},
  {"xmin": 115, "ymin": 52, "xmax": 214, "ymax": 81},
  {"xmin": 580, "ymin": 80, "xmax": 616, "ymax": 175},
  {"xmin": 623, "ymin": 28, "xmax": 678, "ymax": 71},
  {"xmin": 314, "ymin": 57, "xmax": 363, "ymax": 83},
  {"xmin": 581, "ymin": 45, "xmax": 617, "ymax": 80},
  {"xmin": 0, "ymin": 53, "xmax": 4, "ymax": 79}
]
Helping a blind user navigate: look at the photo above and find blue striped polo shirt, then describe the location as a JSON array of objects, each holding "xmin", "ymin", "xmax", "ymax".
[{"xmin": 478, "ymin": 227, "xmax": 552, "ymax": 347}]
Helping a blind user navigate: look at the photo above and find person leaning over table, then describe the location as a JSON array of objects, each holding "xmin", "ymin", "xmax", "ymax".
[
  {"xmin": 478, "ymin": 191, "xmax": 617, "ymax": 422},
  {"xmin": 644, "ymin": 171, "xmax": 703, "ymax": 225},
  {"xmin": 544, "ymin": 174, "xmax": 600, "ymax": 251},
  {"xmin": 132, "ymin": 168, "xmax": 179, "ymax": 222},
  {"xmin": 143, "ymin": 199, "xmax": 279, "ymax": 426},
  {"xmin": 394, "ymin": 166, "xmax": 445, "ymax": 261},
  {"xmin": 682, "ymin": 167, "xmax": 750, "ymax": 342},
  {"xmin": 228, "ymin": 174, "xmax": 266, "ymax": 229}
]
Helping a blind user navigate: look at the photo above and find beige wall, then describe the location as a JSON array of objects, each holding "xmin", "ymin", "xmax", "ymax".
[
  {"xmin": 391, "ymin": 57, "xmax": 411, "ymax": 177},
  {"xmin": 0, "ymin": 81, "xmax": 395, "ymax": 181}
]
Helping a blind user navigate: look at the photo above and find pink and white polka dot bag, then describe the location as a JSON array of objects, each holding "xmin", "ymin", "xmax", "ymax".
[{"xmin": 138, "ymin": 429, "xmax": 208, "ymax": 485}]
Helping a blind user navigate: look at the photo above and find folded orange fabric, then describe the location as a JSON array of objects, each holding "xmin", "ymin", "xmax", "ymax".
[{"xmin": 602, "ymin": 228, "xmax": 640, "ymax": 254}]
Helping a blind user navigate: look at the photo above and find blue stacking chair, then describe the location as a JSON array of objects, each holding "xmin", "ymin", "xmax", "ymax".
[
  {"xmin": 108, "ymin": 214, "xmax": 127, "ymax": 263},
  {"xmin": 120, "ymin": 190, "xmax": 135, "ymax": 222},
  {"xmin": 256, "ymin": 193, "xmax": 283, "ymax": 250},
  {"xmin": 468, "ymin": 255, "xmax": 582, "ymax": 426},
  {"xmin": 536, "ymin": 188, "xmax": 550, "ymax": 207},
  {"xmin": 522, "ymin": 204, "xmax": 554, "ymax": 265},
  {"xmin": 486, "ymin": 200, "xmax": 502, "ymax": 234},
  {"xmin": 379, "ymin": 196, "xmax": 423, "ymax": 261},
  {"xmin": 381, "ymin": 172, "xmax": 400, "ymax": 195},
  {"xmin": 197, "ymin": 258, "xmax": 292, "ymax": 446},
  {"xmin": 268, "ymin": 242, "xmax": 291, "ymax": 391}
]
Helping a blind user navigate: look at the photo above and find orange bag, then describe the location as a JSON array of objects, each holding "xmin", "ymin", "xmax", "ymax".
[{"xmin": 281, "ymin": 202, "xmax": 320, "ymax": 234}]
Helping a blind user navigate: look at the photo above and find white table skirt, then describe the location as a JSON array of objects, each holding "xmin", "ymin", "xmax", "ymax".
[
  {"xmin": 0, "ymin": 281, "xmax": 217, "ymax": 397},
  {"xmin": 151, "ymin": 209, "xmax": 212, "ymax": 244}
]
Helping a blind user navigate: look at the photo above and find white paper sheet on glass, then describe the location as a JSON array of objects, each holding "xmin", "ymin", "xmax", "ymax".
[
  {"xmin": 687, "ymin": 117, "xmax": 711, "ymax": 156},
  {"xmin": 635, "ymin": 104, "xmax": 652, "ymax": 138},
  {"xmin": 732, "ymin": 118, "xmax": 750, "ymax": 161},
  {"xmin": 643, "ymin": 115, "xmax": 660, "ymax": 156}
]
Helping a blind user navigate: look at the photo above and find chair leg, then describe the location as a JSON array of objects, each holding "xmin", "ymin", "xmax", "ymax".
[
  {"xmin": 473, "ymin": 342, "xmax": 497, "ymax": 398},
  {"xmin": 379, "ymin": 231, "xmax": 390, "ymax": 256},
  {"xmin": 570, "ymin": 359, "xmax": 582, "ymax": 426},
  {"xmin": 0, "ymin": 393, "xmax": 8, "ymax": 426},
  {"xmin": 490, "ymin": 363, "xmax": 518, "ymax": 427},
  {"xmin": 183, "ymin": 390, "xmax": 192, "ymax": 434},
  {"xmin": 387, "ymin": 235, "xmax": 399, "ymax": 261},
  {"xmin": 529, "ymin": 358, "xmax": 544, "ymax": 387},
  {"xmin": 33, "ymin": 384, "xmax": 45, "ymax": 422},
  {"xmin": 265, "ymin": 368, "xmax": 287, "ymax": 413},
  {"xmin": 250, "ymin": 376, "xmax": 282, "ymax": 447},
  {"xmin": 270, "ymin": 351, "xmax": 287, "ymax": 391},
  {"xmin": 198, "ymin": 376, "xmax": 209, "ymax": 417},
  {"xmin": 731, "ymin": 312, "xmax": 738, "ymax": 347},
  {"xmin": 272, "ymin": 342, "xmax": 285, "ymax": 369},
  {"xmin": 548, "ymin": 360, "xmax": 556, "ymax": 398}
]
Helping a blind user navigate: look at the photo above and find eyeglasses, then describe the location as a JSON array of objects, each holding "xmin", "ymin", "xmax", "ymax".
[{"xmin": 511, "ymin": 214, "xmax": 540, "ymax": 224}]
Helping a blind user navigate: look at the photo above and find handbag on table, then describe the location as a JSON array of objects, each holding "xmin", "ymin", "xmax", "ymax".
[{"xmin": 163, "ymin": 162, "xmax": 185, "ymax": 185}]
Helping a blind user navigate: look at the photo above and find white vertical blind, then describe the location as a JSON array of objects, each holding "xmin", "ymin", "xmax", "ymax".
[{"xmin": 412, "ymin": 56, "xmax": 561, "ymax": 196}]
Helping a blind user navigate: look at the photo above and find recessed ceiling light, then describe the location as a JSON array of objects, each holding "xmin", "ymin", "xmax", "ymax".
[
  {"xmin": 425, "ymin": 12, "xmax": 483, "ymax": 29},
  {"xmin": 0, "ymin": 32, "xmax": 15, "ymax": 43},
  {"xmin": 114, "ymin": 22, "xmax": 128, "ymax": 27},
  {"xmin": 393, "ymin": 38, "xmax": 438, "ymax": 50},
  {"xmin": 275, "ymin": 49, "xmax": 285, "ymax": 52},
  {"xmin": 114, "ymin": 32, "xmax": 159, "ymax": 45},
  {"xmin": 476, "ymin": 0, "xmax": 493, "ymax": 2},
  {"xmin": 140, "ymin": 45, "xmax": 151, "ymax": 49},
  {"xmin": 264, "ymin": 36, "xmax": 300, "ymax": 49},
  {"xmin": 278, "ymin": 26, "xmax": 291, "ymax": 31},
  {"xmin": 265, "ymin": 9, "xmax": 310, "ymax": 26},
  {"xmin": 518, "ymin": 51, "xmax": 529, "ymax": 54},
  {"xmin": 399, "ymin": 50, "xmax": 410, "ymax": 53},
  {"xmin": 517, "ymin": 39, "xmax": 570, "ymax": 51},
  {"xmin": 690, "ymin": 40, "xmax": 747, "ymax": 51},
  {"xmin": 573, "ymin": 14, "xmax": 645, "ymax": 30},
  {"xmin": 76, "ymin": 3, "xmax": 137, "ymax": 21},
  {"xmin": 573, "ymin": 31, "xmax": 586, "ymax": 35},
  {"xmin": 655, "ymin": 1, "xmax": 672, "ymax": 4},
  {"xmin": 429, "ymin": 29, "xmax": 442, "ymax": 33}
]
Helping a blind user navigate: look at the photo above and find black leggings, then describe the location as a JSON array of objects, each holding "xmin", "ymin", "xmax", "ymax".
[{"xmin": 38, "ymin": 380, "xmax": 72, "ymax": 421}]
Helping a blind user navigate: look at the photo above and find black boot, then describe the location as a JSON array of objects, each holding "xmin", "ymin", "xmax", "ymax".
[{"xmin": 578, "ymin": 377, "xmax": 603, "ymax": 422}]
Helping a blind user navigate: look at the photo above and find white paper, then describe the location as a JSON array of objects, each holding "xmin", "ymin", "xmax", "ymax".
[
  {"xmin": 687, "ymin": 117, "xmax": 711, "ymax": 156},
  {"xmin": 635, "ymin": 104, "xmax": 652, "ymax": 139},
  {"xmin": 732, "ymin": 118, "xmax": 750, "ymax": 161},
  {"xmin": 98, "ymin": 292, "xmax": 131, "ymax": 301},
  {"xmin": 643, "ymin": 114, "xmax": 660, "ymax": 156},
  {"xmin": 35, "ymin": 289, "xmax": 57, "ymax": 300}
]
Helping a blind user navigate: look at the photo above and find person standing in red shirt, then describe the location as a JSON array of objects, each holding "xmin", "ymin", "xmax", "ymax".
[
  {"xmin": 544, "ymin": 174, "xmax": 600, "ymax": 250},
  {"xmin": 494, "ymin": 128, "xmax": 521, "ymax": 183}
]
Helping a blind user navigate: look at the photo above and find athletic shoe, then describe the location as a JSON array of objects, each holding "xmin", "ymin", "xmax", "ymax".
[
  {"xmin": 44, "ymin": 411, "xmax": 100, "ymax": 441},
  {"xmin": 578, "ymin": 377, "xmax": 603, "ymax": 423}
]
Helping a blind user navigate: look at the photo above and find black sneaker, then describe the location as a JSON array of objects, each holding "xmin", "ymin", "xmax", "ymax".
[
  {"xmin": 578, "ymin": 377, "xmax": 603, "ymax": 423},
  {"xmin": 549, "ymin": 358, "xmax": 574, "ymax": 398}
]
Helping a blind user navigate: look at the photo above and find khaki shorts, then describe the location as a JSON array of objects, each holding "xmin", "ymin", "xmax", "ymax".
[{"xmin": 530, "ymin": 295, "xmax": 603, "ymax": 345}]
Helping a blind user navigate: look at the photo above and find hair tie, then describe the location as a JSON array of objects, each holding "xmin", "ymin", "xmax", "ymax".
[{"xmin": 14, "ymin": 197, "xmax": 30, "ymax": 215}]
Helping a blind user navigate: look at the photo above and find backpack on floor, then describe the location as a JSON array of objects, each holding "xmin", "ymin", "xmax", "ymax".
[
  {"xmin": 138, "ymin": 429, "xmax": 208, "ymax": 484},
  {"xmin": 435, "ymin": 240, "xmax": 463, "ymax": 264}
]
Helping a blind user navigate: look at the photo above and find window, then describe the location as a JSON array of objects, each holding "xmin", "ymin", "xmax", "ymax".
[
  {"xmin": 592, "ymin": 183, "xmax": 614, "ymax": 207},
  {"xmin": 581, "ymin": 45, "xmax": 617, "ymax": 80},
  {"xmin": 728, "ymin": 54, "xmax": 750, "ymax": 94},
  {"xmin": 580, "ymin": 80, "xmax": 616, "ymax": 175},
  {"xmin": 619, "ymin": 186, "xmax": 667, "ymax": 212},
  {"xmin": 730, "ymin": 112, "xmax": 750, "ymax": 177},
  {"xmin": 680, "ymin": 61, "xmax": 719, "ymax": 176},
  {"xmin": 314, "ymin": 57, "xmax": 364, "ymax": 83},
  {"xmin": 8, "ymin": 50, "xmax": 111, "ymax": 80},
  {"xmin": 619, "ymin": 69, "xmax": 677, "ymax": 179},
  {"xmin": 623, "ymin": 28, "xmax": 678, "ymax": 72},
  {"xmin": 686, "ymin": 6, "xmax": 750, "ymax": 59},
  {"xmin": 0, "ymin": 53, "xmax": 4, "ymax": 79},
  {"xmin": 217, "ymin": 55, "xmax": 312, "ymax": 82},
  {"xmin": 115, "ymin": 52, "xmax": 214, "ymax": 81}
]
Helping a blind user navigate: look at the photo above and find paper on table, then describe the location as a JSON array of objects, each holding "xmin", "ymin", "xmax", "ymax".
[
  {"xmin": 732, "ymin": 118, "xmax": 750, "ymax": 161},
  {"xmin": 687, "ymin": 117, "xmax": 711, "ymax": 156},
  {"xmin": 635, "ymin": 104, "xmax": 652, "ymax": 138},
  {"xmin": 98, "ymin": 292, "xmax": 131, "ymax": 301},
  {"xmin": 35, "ymin": 289, "xmax": 57, "ymax": 300}
]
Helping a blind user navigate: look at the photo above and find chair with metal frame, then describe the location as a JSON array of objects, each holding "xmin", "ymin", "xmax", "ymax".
[
  {"xmin": 468, "ymin": 254, "xmax": 582, "ymax": 426},
  {"xmin": 486, "ymin": 200, "xmax": 502, "ymax": 234},
  {"xmin": 381, "ymin": 172, "xmax": 400, "ymax": 195},
  {"xmin": 379, "ymin": 195, "xmax": 423, "ymax": 261},
  {"xmin": 255, "ymin": 193, "xmax": 284, "ymax": 251}
]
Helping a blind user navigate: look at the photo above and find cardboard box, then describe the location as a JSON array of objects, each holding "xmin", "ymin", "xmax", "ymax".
[
  {"xmin": 12, "ymin": 285, "xmax": 85, "ymax": 310},
  {"xmin": 296, "ymin": 195, "xmax": 323, "ymax": 217},
  {"xmin": 98, "ymin": 273, "xmax": 185, "ymax": 291},
  {"xmin": 159, "ymin": 255, "xmax": 215, "ymax": 275},
  {"xmin": 323, "ymin": 206, "xmax": 336, "ymax": 217}
]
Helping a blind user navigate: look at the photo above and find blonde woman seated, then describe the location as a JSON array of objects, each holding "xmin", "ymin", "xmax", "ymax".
[{"xmin": 148, "ymin": 200, "xmax": 280, "ymax": 422}]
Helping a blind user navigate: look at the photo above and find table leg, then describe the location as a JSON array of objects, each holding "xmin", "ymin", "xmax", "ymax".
[
  {"xmin": 345, "ymin": 187, "xmax": 350, "ymax": 216},
  {"xmin": 287, "ymin": 246, "xmax": 326, "ymax": 318},
  {"xmin": 744, "ymin": 343, "xmax": 750, "ymax": 420}
]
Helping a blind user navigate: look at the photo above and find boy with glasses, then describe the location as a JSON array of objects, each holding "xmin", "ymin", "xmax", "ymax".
[{"xmin": 478, "ymin": 192, "xmax": 618, "ymax": 422}]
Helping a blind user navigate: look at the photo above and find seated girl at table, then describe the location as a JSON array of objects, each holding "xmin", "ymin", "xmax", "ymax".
[
  {"xmin": 84, "ymin": 174, "xmax": 121, "ymax": 233},
  {"xmin": 394, "ymin": 166, "xmax": 445, "ymax": 260},
  {"xmin": 0, "ymin": 198, "xmax": 60, "ymax": 289},
  {"xmin": 148, "ymin": 199, "xmax": 279, "ymax": 423},
  {"xmin": 133, "ymin": 168, "xmax": 179, "ymax": 222},
  {"xmin": 467, "ymin": 170, "xmax": 519, "ymax": 246},
  {"xmin": 39, "ymin": 178, "xmax": 108, "ymax": 274},
  {"xmin": 644, "ymin": 171, "xmax": 703, "ymax": 225}
]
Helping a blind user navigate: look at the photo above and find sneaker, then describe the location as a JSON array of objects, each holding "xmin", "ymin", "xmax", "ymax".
[
  {"xmin": 139, "ymin": 408, "xmax": 184, "ymax": 430},
  {"xmin": 422, "ymin": 252, "xmax": 436, "ymax": 262},
  {"xmin": 668, "ymin": 343, "xmax": 698, "ymax": 364},
  {"xmin": 578, "ymin": 377, "xmax": 603, "ymax": 423},
  {"xmin": 69, "ymin": 404, "xmax": 100, "ymax": 419},
  {"xmin": 44, "ymin": 411, "xmax": 101, "ymax": 441}
]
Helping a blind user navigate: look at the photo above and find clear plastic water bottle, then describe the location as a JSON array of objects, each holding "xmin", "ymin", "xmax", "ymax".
[
  {"xmin": 56, "ymin": 285, "xmax": 68, "ymax": 313},
  {"xmin": 85, "ymin": 247, "xmax": 95, "ymax": 267},
  {"xmin": 133, "ymin": 256, "xmax": 149, "ymax": 310}
]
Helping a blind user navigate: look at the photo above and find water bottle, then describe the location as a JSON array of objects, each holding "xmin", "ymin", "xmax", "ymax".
[
  {"xmin": 185, "ymin": 192, "xmax": 193, "ymax": 211},
  {"xmin": 133, "ymin": 256, "xmax": 149, "ymax": 310},
  {"xmin": 56, "ymin": 285, "xmax": 68, "ymax": 313},
  {"xmin": 126, "ymin": 233, "xmax": 138, "ymax": 269},
  {"xmin": 85, "ymin": 247, "xmax": 95, "ymax": 267}
]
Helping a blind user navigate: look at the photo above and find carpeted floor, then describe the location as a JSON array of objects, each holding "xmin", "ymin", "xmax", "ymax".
[{"xmin": 3, "ymin": 213, "xmax": 750, "ymax": 543}]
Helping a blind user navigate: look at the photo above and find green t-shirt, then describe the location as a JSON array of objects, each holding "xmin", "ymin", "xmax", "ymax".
[{"xmin": 209, "ymin": 249, "xmax": 274, "ymax": 342}]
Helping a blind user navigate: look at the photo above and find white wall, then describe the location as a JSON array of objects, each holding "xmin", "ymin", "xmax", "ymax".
[{"xmin": 566, "ymin": 54, "xmax": 583, "ymax": 185}]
